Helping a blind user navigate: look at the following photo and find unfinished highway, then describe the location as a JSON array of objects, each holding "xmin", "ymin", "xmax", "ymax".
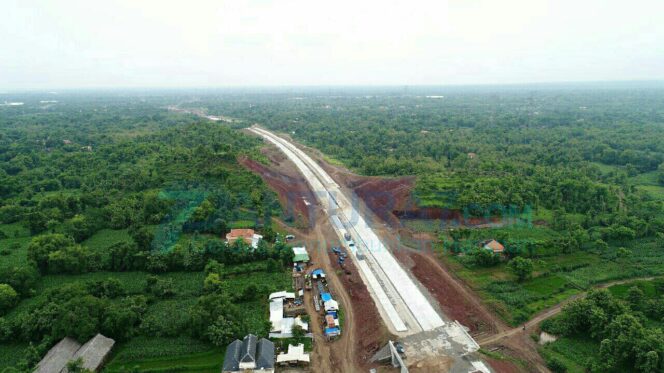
[{"xmin": 251, "ymin": 126, "xmax": 446, "ymax": 333}]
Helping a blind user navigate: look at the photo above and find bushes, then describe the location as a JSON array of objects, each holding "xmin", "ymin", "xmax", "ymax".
[
  {"xmin": 0, "ymin": 266, "xmax": 39, "ymax": 297},
  {"xmin": 145, "ymin": 276, "xmax": 177, "ymax": 299},
  {"xmin": 546, "ymin": 357, "xmax": 568, "ymax": 373},
  {"xmin": 12, "ymin": 283, "xmax": 147, "ymax": 343},
  {"xmin": 27, "ymin": 234, "xmax": 79, "ymax": 274},
  {"xmin": 0, "ymin": 284, "xmax": 18, "ymax": 314}
]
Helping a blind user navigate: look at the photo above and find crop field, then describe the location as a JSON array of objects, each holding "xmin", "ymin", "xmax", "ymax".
[
  {"xmin": 441, "ymin": 238, "xmax": 664, "ymax": 324},
  {"xmin": 83, "ymin": 228, "xmax": 133, "ymax": 253},
  {"xmin": 103, "ymin": 336, "xmax": 221, "ymax": 373}
]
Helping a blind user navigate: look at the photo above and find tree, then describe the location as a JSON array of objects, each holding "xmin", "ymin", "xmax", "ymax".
[
  {"xmin": 509, "ymin": 257, "xmax": 534, "ymax": 282},
  {"xmin": 265, "ymin": 258, "xmax": 281, "ymax": 273},
  {"xmin": 203, "ymin": 273, "xmax": 228, "ymax": 294},
  {"xmin": 130, "ymin": 225, "xmax": 155, "ymax": 252},
  {"xmin": 0, "ymin": 266, "xmax": 39, "ymax": 297},
  {"xmin": 27, "ymin": 234, "xmax": 75, "ymax": 274},
  {"xmin": 47, "ymin": 245, "xmax": 91, "ymax": 274},
  {"xmin": 204, "ymin": 260, "xmax": 225, "ymax": 278},
  {"xmin": 627, "ymin": 286, "xmax": 645, "ymax": 310},
  {"xmin": 63, "ymin": 215, "xmax": 93, "ymax": 243},
  {"xmin": 0, "ymin": 284, "xmax": 18, "ymax": 313},
  {"xmin": 205, "ymin": 315, "xmax": 242, "ymax": 347},
  {"xmin": 472, "ymin": 248, "xmax": 500, "ymax": 267},
  {"xmin": 27, "ymin": 212, "xmax": 48, "ymax": 235},
  {"xmin": 292, "ymin": 324, "xmax": 305, "ymax": 340}
]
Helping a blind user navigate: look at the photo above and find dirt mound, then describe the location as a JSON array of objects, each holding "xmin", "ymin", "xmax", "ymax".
[
  {"xmin": 393, "ymin": 249, "xmax": 499, "ymax": 335},
  {"xmin": 239, "ymin": 155, "xmax": 315, "ymax": 226}
]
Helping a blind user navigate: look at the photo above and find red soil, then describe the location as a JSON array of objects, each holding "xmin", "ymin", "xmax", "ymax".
[
  {"xmin": 393, "ymin": 248, "xmax": 499, "ymax": 335},
  {"xmin": 485, "ymin": 356, "xmax": 523, "ymax": 373},
  {"xmin": 327, "ymin": 246, "xmax": 395, "ymax": 368},
  {"xmin": 239, "ymin": 155, "xmax": 316, "ymax": 225}
]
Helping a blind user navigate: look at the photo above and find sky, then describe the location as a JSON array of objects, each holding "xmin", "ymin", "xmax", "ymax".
[{"xmin": 1, "ymin": 0, "xmax": 664, "ymax": 90}]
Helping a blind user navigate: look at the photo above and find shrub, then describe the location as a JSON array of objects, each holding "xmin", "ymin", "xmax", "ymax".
[
  {"xmin": 546, "ymin": 357, "xmax": 568, "ymax": 373},
  {"xmin": 0, "ymin": 284, "xmax": 19, "ymax": 313}
]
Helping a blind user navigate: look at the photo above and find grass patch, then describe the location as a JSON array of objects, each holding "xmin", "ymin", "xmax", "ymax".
[
  {"xmin": 609, "ymin": 279, "xmax": 659, "ymax": 299},
  {"xmin": 0, "ymin": 236, "xmax": 31, "ymax": 271},
  {"xmin": 539, "ymin": 336, "xmax": 599, "ymax": 373},
  {"xmin": 636, "ymin": 185, "xmax": 664, "ymax": 200},
  {"xmin": 83, "ymin": 228, "xmax": 132, "ymax": 254},
  {"xmin": 228, "ymin": 220, "xmax": 256, "ymax": 229}
]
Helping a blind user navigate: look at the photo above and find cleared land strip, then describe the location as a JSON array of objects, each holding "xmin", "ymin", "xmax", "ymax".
[
  {"xmin": 249, "ymin": 127, "xmax": 410, "ymax": 333},
  {"xmin": 249, "ymin": 126, "xmax": 445, "ymax": 333}
]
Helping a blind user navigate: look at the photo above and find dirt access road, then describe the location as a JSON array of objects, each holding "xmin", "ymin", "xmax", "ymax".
[{"xmin": 479, "ymin": 276, "xmax": 656, "ymax": 346}]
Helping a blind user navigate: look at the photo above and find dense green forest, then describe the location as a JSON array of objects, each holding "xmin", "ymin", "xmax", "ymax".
[{"xmin": 0, "ymin": 94, "xmax": 293, "ymax": 372}]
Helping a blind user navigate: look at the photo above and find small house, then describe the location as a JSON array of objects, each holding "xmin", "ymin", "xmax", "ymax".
[
  {"xmin": 292, "ymin": 247, "xmax": 310, "ymax": 263},
  {"xmin": 480, "ymin": 239, "xmax": 504, "ymax": 254},
  {"xmin": 226, "ymin": 229, "xmax": 263, "ymax": 249}
]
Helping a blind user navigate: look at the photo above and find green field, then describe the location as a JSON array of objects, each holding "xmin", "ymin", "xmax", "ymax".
[
  {"xmin": 440, "ymin": 236, "xmax": 664, "ymax": 325},
  {"xmin": 104, "ymin": 337, "xmax": 222, "ymax": 373},
  {"xmin": 538, "ymin": 336, "xmax": 600, "ymax": 373},
  {"xmin": 83, "ymin": 228, "xmax": 133, "ymax": 253}
]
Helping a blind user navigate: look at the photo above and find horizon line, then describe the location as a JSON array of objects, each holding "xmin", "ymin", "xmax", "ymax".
[{"xmin": 2, "ymin": 79, "xmax": 663, "ymax": 94}]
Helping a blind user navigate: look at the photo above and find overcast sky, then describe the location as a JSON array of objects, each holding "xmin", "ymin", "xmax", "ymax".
[{"xmin": 2, "ymin": 0, "xmax": 664, "ymax": 90}]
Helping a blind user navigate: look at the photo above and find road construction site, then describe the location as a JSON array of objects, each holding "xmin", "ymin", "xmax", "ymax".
[{"xmin": 249, "ymin": 126, "xmax": 490, "ymax": 372}]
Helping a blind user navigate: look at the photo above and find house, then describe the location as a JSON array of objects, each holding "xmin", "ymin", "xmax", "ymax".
[
  {"xmin": 481, "ymin": 239, "xmax": 505, "ymax": 254},
  {"xmin": 276, "ymin": 344, "xmax": 310, "ymax": 366},
  {"xmin": 292, "ymin": 247, "xmax": 310, "ymax": 263},
  {"xmin": 467, "ymin": 152, "xmax": 477, "ymax": 159},
  {"xmin": 226, "ymin": 229, "xmax": 263, "ymax": 249},
  {"xmin": 35, "ymin": 334, "xmax": 115, "ymax": 373},
  {"xmin": 268, "ymin": 291, "xmax": 309, "ymax": 338},
  {"xmin": 223, "ymin": 334, "xmax": 275, "ymax": 373}
]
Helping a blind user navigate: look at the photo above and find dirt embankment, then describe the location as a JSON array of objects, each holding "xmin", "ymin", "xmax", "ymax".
[
  {"xmin": 238, "ymin": 151, "xmax": 316, "ymax": 226},
  {"xmin": 393, "ymin": 248, "xmax": 502, "ymax": 336},
  {"xmin": 326, "ymin": 245, "xmax": 395, "ymax": 369}
]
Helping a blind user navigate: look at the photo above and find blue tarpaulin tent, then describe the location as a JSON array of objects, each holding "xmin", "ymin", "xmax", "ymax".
[
  {"xmin": 320, "ymin": 292, "xmax": 332, "ymax": 302},
  {"xmin": 324, "ymin": 327, "xmax": 341, "ymax": 336}
]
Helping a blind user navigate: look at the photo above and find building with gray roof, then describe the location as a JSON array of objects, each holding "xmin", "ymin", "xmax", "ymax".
[
  {"xmin": 222, "ymin": 334, "xmax": 274, "ymax": 373},
  {"xmin": 35, "ymin": 334, "xmax": 115, "ymax": 373}
]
